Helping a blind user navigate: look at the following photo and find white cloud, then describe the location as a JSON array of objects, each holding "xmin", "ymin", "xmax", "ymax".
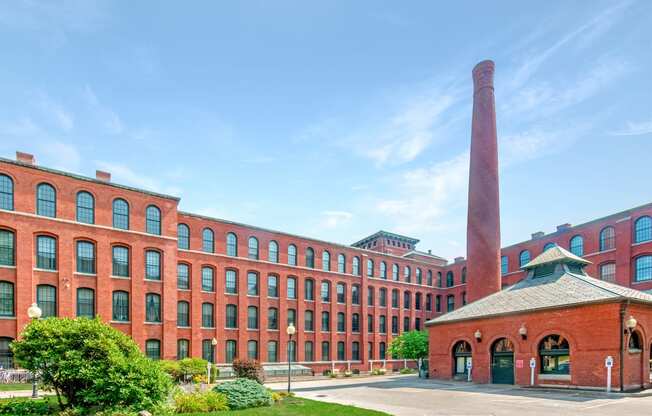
[
  {"xmin": 94, "ymin": 160, "xmax": 181, "ymax": 196},
  {"xmin": 38, "ymin": 141, "xmax": 81, "ymax": 172},
  {"xmin": 83, "ymin": 85, "xmax": 124, "ymax": 134},
  {"xmin": 609, "ymin": 119, "xmax": 652, "ymax": 136},
  {"xmin": 36, "ymin": 94, "xmax": 74, "ymax": 131},
  {"xmin": 320, "ymin": 211, "xmax": 353, "ymax": 229}
]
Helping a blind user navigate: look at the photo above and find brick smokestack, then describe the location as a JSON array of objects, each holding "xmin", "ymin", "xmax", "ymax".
[{"xmin": 466, "ymin": 60, "xmax": 501, "ymax": 302}]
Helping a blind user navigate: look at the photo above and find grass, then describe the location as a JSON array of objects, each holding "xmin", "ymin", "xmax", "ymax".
[
  {"xmin": 185, "ymin": 397, "xmax": 388, "ymax": 415},
  {"xmin": 0, "ymin": 382, "xmax": 33, "ymax": 391}
]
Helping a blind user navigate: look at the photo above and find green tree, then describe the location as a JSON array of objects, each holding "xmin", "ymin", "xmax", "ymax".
[
  {"xmin": 11, "ymin": 317, "xmax": 171, "ymax": 412},
  {"xmin": 388, "ymin": 330, "xmax": 428, "ymax": 359}
]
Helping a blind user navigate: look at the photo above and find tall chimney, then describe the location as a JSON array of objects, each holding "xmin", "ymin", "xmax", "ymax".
[{"xmin": 466, "ymin": 60, "xmax": 501, "ymax": 302}]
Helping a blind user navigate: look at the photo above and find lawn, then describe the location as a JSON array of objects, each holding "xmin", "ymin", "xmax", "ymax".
[
  {"xmin": 0, "ymin": 383, "xmax": 32, "ymax": 391},
  {"xmin": 187, "ymin": 397, "xmax": 389, "ymax": 415}
]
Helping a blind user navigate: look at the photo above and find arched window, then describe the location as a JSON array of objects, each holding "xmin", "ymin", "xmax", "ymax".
[
  {"xmin": 321, "ymin": 311, "xmax": 330, "ymax": 331},
  {"xmin": 461, "ymin": 267, "xmax": 467, "ymax": 284},
  {"xmin": 177, "ymin": 301, "xmax": 189, "ymax": 327},
  {"xmin": 145, "ymin": 339, "xmax": 161, "ymax": 360},
  {"xmin": 0, "ymin": 230, "xmax": 14, "ymax": 266},
  {"xmin": 288, "ymin": 244, "xmax": 297, "ymax": 266},
  {"xmin": 267, "ymin": 341, "xmax": 278, "ymax": 362},
  {"xmin": 267, "ymin": 307, "xmax": 278, "ymax": 329},
  {"xmin": 321, "ymin": 341, "xmax": 330, "ymax": 361},
  {"xmin": 336, "ymin": 283, "xmax": 346, "ymax": 303},
  {"xmin": 352, "ymin": 256, "xmax": 360, "ymax": 275},
  {"xmin": 337, "ymin": 312, "xmax": 346, "ymax": 332},
  {"xmin": 112, "ymin": 291, "xmax": 129, "ymax": 321},
  {"xmin": 351, "ymin": 285, "xmax": 360, "ymax": 305},
  {"xmin": 628, "ymin": 331, "xmax": 642, "ymax": 351},
  {"xmin": 453, "ymin": 341, "xmax": 472, "ymax": 377},
  {"xmin": 145, "ymin": 293, "xmax": 161, "ymax": 322},
  {"xmin": 37, "ymin": 284, "xmax": 56, "ymax": 317},
  {"xmin": 304, "ymin": 341, "xmax": 314, "ymax": 361},
  {"xmin": 201, "ymin": 266, "xmax": 214, "ymax": 292},
  {"xmin": 268, "ymin": 241, "xmax": 279, "ymax": 263},
  {"xmin": 0, "ymin": 337, "xmax": 14, "ymax": 369},
  {"xmin": 403, "ymin": 291, "xmax": 411, "ymax": 309},
  {"xmin": 202, "ymin": 228, "xmax": 214, "ymax": 253},
  {"xmin": 177, "ymin": 339, "xmax": 189, "ymax": 360},
  {"xmin": 225, "ymin": 304, "xmax": 238, "ymax": 328},
  {"xmin": 352, "ymin": 314, "xmax": 360, "ymax": 332},
  {"xmin": 337, "ymin": 341, "xmax": 345, "ymax": 360},
  {"xmin": 634, "ymin": 255, "xmax": 652, "ymax": 282},
  {"xmin": 321, "ymin": 281, "xmax": 330, "ymax": 302},
  {"xmin": 569, "ymin": 235, "xmax": 583, "ymax": 256},
  {"xmin": 416, "ymin": 268, "xmax": 422, "ymax": 284},
  {"xmin": 337, "ymin": 254, "xmax": 346, "ymax": 273},
  {"xmin": 287, "ymin": 276, "xmax": 296, "ymax": 299},
  {"xmin": 247, "ymin": 306, "xmax": 258, "ymax": 329},
  {"xmin": 0, "ymin": 175, "xmax": 13, "ymax": 210},
  {"xmin": 76, "ymin": 191, "xmax": 94, "ymax": 224},
  {"xmin": 404, "ymin": 266, "xmax": 411, "ymax": 282},
  {"xmin": 415, "ymin": 293, "xmax": 422, "ymax": 310},
  {"xmin": 247, "ymin": 272, "xmax": 259, "ymax": 296},
  {"xmin": 391, "ymin": 289, "xmax": 399, "ymax": 308},
  {"xmin": 539, "ymin": 335, "xmax": 569, "ymax": 374},
  {"xmin": 225, "ymin": 340, "xmax": 237, "ymax": 363},
  {"xmin": 379, "ymin": 288, "xmax": 387, "ymax": 307},
  {"xmin": 202, "ymin": 302, "xmax": 215, "ymax": 328},
  {"xmin": 427, "ymin": 270, "xmax": 433, "ymax": 286},
  {"xmin": 543, "ymin": 242, "xmax": 555, "ymax": 252},
  {"xmin": 635, "ymin": 216, "xmax": 652, "ymax": 243},
  {"xmin": 0, "ymin": 281, "xmax": 14, "ymax": 317},
  {"xmin": 501, "ymin": 256, "xmax": 508, "ymax": 275},
  {"xmin": 304, "ymin": 310, "xmax": 314, "ymax": 331},
  {"xmin": 305, "ymin": 247, "xmax": 314, "ymax": 268},
  {"xmin": 367, "ymin": 259, "xmax": 374, "ymax": 277},
  {"xmin": 113, "ymin": 199, "xmax": 129, "ymax": 230},
  {"xmin": 367, "ymin": 286, "xmax": 374, "ymax": 305},
  {"xmin": 226, "ymin": 232, "xmax": 237, "ymax": 256},
  {"xmin": 202, "ymin": 339, "xmax": 215, "ymax": 362},
  {"xmin": 177, "ymin": 224, "xmax": 189, "ymax": 250},
  {"xmin": 600, "ymin": 226, "xmax": 616, "ymax": 251},
  {"xmin": 76, "ymin": 287, "xmax": 95, "ymax": 318},
  {"xmin": 247, "ymin": 340, "xmax": 258, "ymax": 360},
  {"xmin": 446, "ymin": 294, "xmax": 454, "ymax": 312},
  {"xmin": 36, "ymin": 183, "xmax": 56, "ymax": 217},
  {"xmin": 425, "ymin": 294, "xmax": 432, "ymax": 311},
  {"xmin": 76, "ymin": 240, "xmax": 95, "ymax": 274},
  {"xmin": 493, "ymin": 338, "xmax": 514, "ymax": 353},
  {"xmin": 379, "ymin": 342, "xmax": 386, "ymax": 360},
  {"xmin": 225, "ymin": 270, "xmax": 237, "ymax": 294},
  {"xmin": 519, "ymin": 250, "xmax": 531, "ymax": 267},
  {"xmin": 248, "ymin": 237, "xmax": 259, "ymax": 260},
  {"xmin": 380, "ymin": 261, "xmax": 387, "ymax": 279},
  {"xmin": 145, "ymin": 205, "xmax": 161, "ymax": 235},
  {"xmin": 437, "ymin": 272, "xmax": 442, "ymax": 287},
  {"xmin": 177, "ymin": 263, "xmax": 189, "ymax": 289},
  {"xmin": 304, "ymin": 279, "xmax": 314, "ymax": 300},
  {"xmin": 322, "ymin": 251, "xmax": 330, "ymax": 271},
  {"xmin": 267, "ymin": 275, "xmax": 278, "ymax": 297},
  {"xmin": 392, "ymin": 264, "xmax": 399, "ymax": 281},
  {"xmin": 145, "ymin": 250, "xmax": 161, "ymax": 280},
  {"xmin": 446, "ymin": 271, "xmax": 454, "ymax": 287},
  {"xmin": 379, "ymin": 315, "xmax": 386, "ymax": 333}
]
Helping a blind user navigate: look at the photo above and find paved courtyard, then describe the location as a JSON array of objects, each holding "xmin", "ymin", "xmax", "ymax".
[{"xmin": 267, "ymin": 375, "xmax": 652, "ymax": 416}]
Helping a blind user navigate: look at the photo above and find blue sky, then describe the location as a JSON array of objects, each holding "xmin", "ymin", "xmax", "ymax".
[{"xmin": 0, "ymin": 1, "xmax": 650, "ymax": 259}]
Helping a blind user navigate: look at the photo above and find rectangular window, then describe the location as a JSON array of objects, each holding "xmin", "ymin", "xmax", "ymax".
[
  {"xmin": 321, "ymin": 311, "xmax": 330, "ymax": 331},
  {"xmin": 146, "ymin": 293, "xmax": 161, "ymax": 322},
  {"xmin": 247, "ymin": 272, "xmax": 258, "ymax": 296},
  {"xmin": 287, "ymin": 277, "xmax": 296, "ymax": 299},
  {"xmin": 76, "ymin": 241, "xmax": 95, "ymax": 274},
  {"xmin": 226, "ymin": 305, "xmax": 237, "ymax": 328},
  {"xmin": 304, "ymin": 311, "xmax": 314, "ymax": 331},
  {"xmin": 599, "ymin": 263, "xmax": 616, "ymax": 282},
  {"xmin": 202, "ymin": 303, "xmax": 215, "ymax": 328},
  {"xmin": 267, "ymin": 341, "xmax": 278, "ymax": 362},
  {"xmin": 145, "ymin": 251, "xmax": 161, "ymax": 280},
  {"xmin": 112, "ymin": 246, "xmax": 130, "ymax": 277},
  {"xmin": 321, "ymin": 341, "xmax": 330, "ymax": 361},
  {"xmin": 0, "ymin": 282, "xmax": 13, "ymax": 317},
  {"xmin": 268, "ymin": 308, "xmax": 278, "ymax": 329},
  {"xmin": 226, "ymin": 270, "xmax": 237, "ymax": 294},
  {"xmin": 304, "ymin": 280, "xmax": 314, "ymax": 300},
  {"xmin": 76, "ymin": 288, "xmax": 95, "ymax": 318},
  {"xmin": 112, "ymin": 291, "xmax": 129, "ymax": 321},
  {"xmin": 177, "ymin": 302, "xmax": 189, "ymax": 327},
  {"xmin": 36, "ymin": 236, "xmax": 56, "ymax": 270},
  {"xmin": 247, "ymin": 307, "xmax": 258, "ymax": 329},
  {"xmin": 202, "ymin": 267, "xmax": 214, "ymax": 292},
  {"xmin": 145, "ymin": 340, "xmax": 160, "ymax": 360},
  {"xmin": 267, "ymin": 275, "xmax": 278, "ymax": 297},
  {"xmin": 177, "ymin": 339, "xmax": 189, "ymax": 360},
  {"xmin": 0, "ymin": 231, "xmax": 14, "ymax": 266},
  {"xmin": 177, "ymin": 264, "xmax": 189, "ymax": 289},
  {"xmin": 37, "ymin": 285, "xmax": 56, "ymax": 318},
  {"xmin": 501, "ymin": 256, "xmax": 508, "ymax": 275},
  {"xmin": 391, "ymin": 316, "xmax": 398, "ymax": 334},
  {"xmin": 225, "ymin": 340, "xmax": 237, "ymax": 363}
]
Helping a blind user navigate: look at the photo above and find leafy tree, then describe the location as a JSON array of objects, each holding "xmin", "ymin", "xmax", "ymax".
[
  {"xmin": 12, "ymin": 317, "xmax": 171, "ymax": 412},
  {"xmin": 388, "ymin": 330, "xmax": 428, "ymax": 360}
]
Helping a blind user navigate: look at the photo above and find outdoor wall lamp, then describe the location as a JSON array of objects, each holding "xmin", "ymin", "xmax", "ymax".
[
  {"xmin": 474, "ymin": 330, "xmax": 482, "ymax": 342},
  {"xmin": 519, "ymin": 324, "xmax": 528, "ymax": 340},
  {"xmin": 625, "ymin": 315, "xmax": 637, "ymax": 334}
]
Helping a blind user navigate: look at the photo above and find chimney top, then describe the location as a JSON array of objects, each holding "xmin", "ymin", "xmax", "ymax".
[
  {"xmin": 96, "ymin": 170, "xmax": 111, "ymax": 182},
  {"xmin": 16, "ymin": 151, "xmax": 35, "ymax": 165},
  {"xmin": 531, "ymin": 231, "xmax": 545, "ymax": 240},
  {"xmin": 472, "ymin": 60, "xmax": 495, "ymax": 92},
  {"xmin": 556, "ymin": 223, "xmax": 572, "ymax": 232},
  {"xmin": 454, "ymin": 256, "xmax": 465, "ymax": 263}
]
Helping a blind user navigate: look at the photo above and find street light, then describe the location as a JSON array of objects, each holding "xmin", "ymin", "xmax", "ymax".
[
  {"xmin": 286, "ymin": 324, "xmax": 296, "ymax": 394},
  {"xmin": 27, "ymin": 303, "xmax": 42, "ymax": 399},
  {"xmin": 210, "ymin": 337, "xmax": 218, "ymax": 384}
]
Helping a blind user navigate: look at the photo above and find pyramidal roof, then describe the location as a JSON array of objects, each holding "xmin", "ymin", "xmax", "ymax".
[{"xmin": 426, "ymin": 248, "xmax": 652, "ymax": 327}]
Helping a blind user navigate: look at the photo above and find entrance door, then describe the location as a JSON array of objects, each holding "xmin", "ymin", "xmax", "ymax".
[{"xmin": 491, "ymin": 338, "xmax": 515, "ymax": 385}]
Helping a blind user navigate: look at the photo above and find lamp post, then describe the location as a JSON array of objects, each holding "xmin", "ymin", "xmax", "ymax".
[
  {"xmin": 27, "ymin": 303, "xmax": 42, "ymax": 399},
  {"xmin": 210, "ymin": 337, "xmax": 218, "ymax": 383},
  {"xmin": 286, "ymin": 324, "xmax": 296, "ymax": 394}
]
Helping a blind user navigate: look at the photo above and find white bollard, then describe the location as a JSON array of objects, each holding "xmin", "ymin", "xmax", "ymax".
[{"xmin": 529, "ymin": 358, "xmax": 536, "ymax": 386}]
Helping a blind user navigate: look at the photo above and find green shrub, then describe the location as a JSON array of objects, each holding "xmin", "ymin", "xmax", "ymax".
[
  {"xmin": 400, "ymin": 367, "xmax": 416, "ymax": 374},
  {"xmin": 322, "ymin": 370, "xmax": 331, "ymax": 376},
  {"xmin": 11, "ymin": 317, "xmax": 171, "ymax": 412},
  {"xmin": 173, "ymin": 390, "xmax": 228, "ymax": 413},
  {"xmin": 0, "ymin": 399, "xmax": 53, "ymax": 415},
  {"xmin": 232, "ymin": 359, "xmax": 264, "ymax": 383},
  {"xmin": 160, "ymin": 360, "xmax": 182, "ymax": 381},
  {"xmin": 213, "ymin": 378, "xmax": 273, "ymax": 410},
  {"xmin": 160, "ymin": 358, "xmax": 217, "ymax": 383}
]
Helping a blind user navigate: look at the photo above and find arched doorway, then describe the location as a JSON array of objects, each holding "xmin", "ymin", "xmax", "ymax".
[
  {"xmin": 628, "ymin": 331, "xmax": 643, "ymax": 388},
  {"xmin": 491, "ymin": 338, "xmax": 514, "ymax": 384},
  {"xmin": 452, "ymin": 341, "xmax": 472, "ymax": 380}
]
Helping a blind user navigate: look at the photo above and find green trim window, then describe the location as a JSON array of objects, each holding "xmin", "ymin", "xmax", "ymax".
[
  {"xmin": 416, "ymin": 268, "xmax": 422, "ymax": 284},
  {"xmin": 287, "ymin": 309, "xmax": 296, "ymax": 326},
  {"xmin": 286, "ymin": 277, "xmax": 296, "ymax": 299},
  {"xmin": 403, "ymin": 291, "xmax": 411, "ymax": 309},
  {"xmin": 305, "ymin": 247, "xmax": 314, "ymax": 268},
  {"xmin": 76, "ymin": 241, "xmax": 95, "ymax": 274},
  {"xmin": 247, "ymin": 272, "xmax": 259, "ymax": 296},
  {"xmin": 225, "ymin": 340, "xmax": 237, "ymax": 363},
  {"xmin": 0, "ymin": 175, "xmax": 13, "ymax": 211},
  {"xmin": 367, "ymin": 287, "xmax": 374, "ymax": 306},
  {"xmin": 203, "ymin": 339, "xmax": 215, "ymax": 362},
  {"xmin": 427, "ymin": 270, "xmax": 432, "ymax": 285},
  {"xmin": 225, "ymin": 304, "xmax": 237, "ymax": 328},
  {"xmin": 322, "ymin": 251, "xmax": 330, "ymax": 271},
  {"xmin": 379, "ymin": 288, "xmax": 386, "ymax": 307},
  {"xmin": 201, "ymin": 266, "xmax": 214, "ymax": 292},
  {"xmin": 320, "ymin": 281, "xmax": 330, "ymax": 302},
  {"xmin": 635, "ymin": 216, "xmax": 652, "ymax": 243},
  {"xmin": 337, "ymin": 312, "xmax": 345, "ymax": 332},
  {"xmin": 226, "ymin": 233, "xmax": 237, "ymax": 256},
  {"xmin": 426, "ymin": 294, "xmax": 432, "ymax": 311},
  {"xmin": 446, "ymin": 271, "xmax": 454, "ymax": 287},
  {"xmin": 404, "ymin": 266, "xmax": 411, "ymax": 282},
  {"xmin": 539, "ymin": 334, "xmax": 570, "ymax": 375},
  {"xmin": 287, "ymin": 244, "xmax": 297, "ymax": 266},
  {"xmin": 36, "ymin": 183, "xmax": 56, "ymax": 218},
  {"xmin": 380, "ymin": 261, "xmax": 386, "ymax": 279},
  {"xmin": 177, "ymin": 339, "xmax": 189, "ymax": 360},
  {"xmin": 379, "ymin": 342, "xmax": 386, "ymax": 360},
  {"xmin": 0, "ymin": 281, "xmax": 14, "ymax": 317},
  {"xmin": 0, "ymin": 337, "xmax": 13, "ymax": 369},
  {"xmin": 305, "ymin": 310, "xmax": 314, "ymax": 331},
  {"xmin": 447, "ymin": 294, "xmax": 455, "ymax": 312},
  {"xmin": 501, "ymin": 256, "xmax": 509, "ymax": 275},
  {"xmin": 145, "ymin": 339, "xmax": 160, "ymax": 360},
  {"xmin": 37, "ymin": 284, "xmax": 56, "ymax": 318},
  {"xmin": 351, "ymin": 285, "xmax": 360, "ymax": 305},
  {"xmin": 391, "ymin": 289, "xmax": 398, "ymax": 308},
  {"xmin": 635, "ymin": 255, "xmax": 652, "ymax": 282},
  {"xmin": 0, "ymin": 230, "xmax": 14, "ymax": 266},
  {"xmin": 321, "ymin": 341, "xmax": 330, "ymax": 361},
  {"xmin": 415, "ymin": 293, "xmax": 422, "ymax": 310},
  {"xmin": 304, "ymin": 279, "xmax": 314, "ymax": 300},
  {"xmin": 112, "ymin": 246, "xmax": 129, "ymax": 277},
  {"xmin": 367, "ymin": 314, "xmax": 374, "ymax": 332},
  {"xmin": 247, "ymin": 306, "xmax": 258, "ymax": 329},
  {"xmin": 112, "ymin": 199, "xmax": 129, "ymax": 230},
  {"xmin": 202, "ymin": 228, "xmax": 214, "ymax": 253},
  {"xmin": 543, "ymin": 242, "xmax": 556, "ymax": 252},
  {"xmin": 76, "ymin": 288, "xmax": 95, "ymax": 318},
  {"xmin": 352, "ymin": 342, "xmax": 359, "ymax": 361},
  {"xmin": 225, "ymin": 270, "xmax": 237, "ymax": 294},
  {"xmin": 177, "ymin": 263, "xmax": 189, "ymax": 289},
  {"xmin": 145, "ymin": 205, "xmax": 161, "ymax": 235},
  {"xmin": 379, "ymin": 315, "xmax": 386, "ymax": 333},
  {"xmin": 76, "ymin": 191, "xmax": 94, "ymax": 224},
  {"xmin": 268, "ymin": 307, "xmax": 278, "ymax": 330},
  {"xmin": 453, "ymin": 341, "xmax": 472, "ymax": 376},
  {"xmin": 112, "ymin": 291, "xmax": 129, "ymax": 321},
  {"xmin": 337, "ymin": 341, "xmax": 345, "ymax": 361},
  {"xmin": 145, "ymin": 293, "xmax": 161, "ymax": 323},
  {"xmin": 247, "ymin": 237, "xmax": 259, "ymax": 260},
  {"xmin": 600, "ymin": 226, "xmax": 615, "ymax": 251},
  {"xmin": 336, "ymin": 283, "xmax": 345, "ymax": 303},
  {"xmin": 177, "ymin": 301, "xmax": 189, "ymax": 327},
  {"xmin": 177, "ymin": 224, "xmax": 189, "ymax": 250},
  {"xmin": 247, "ymin": 340, "xmax": 258, "ymax": 360},
  {"xmin": 288, "ymin": 340, "xmax": 296, "ymax": 362},
  {"xmin": 36, "ymin": 235, "xmax": 56, "ymax": 270},
  {"xmin": 352, "ymin": 256, "xmax": 360, "ymax": 276},
  {"xmin": 368, "ymin": 259, "xmax": 374, "ymax": 277},
  {"xmin": 352, "ymin": 313, "xmax": 359, "ymax": 332},
  {"xmin": 268, "ymin": 241, "xmax": 278, "ymax": 263},
  {"xmin": 392, "ymin": 264, "xmax": 399, "ymax": 281},
  {"xmin": 569, "ymin": 235, "xmax": 584, "ymax": 256},
  {"xmin": 202, "ymin": 302, "xmax": 214, "ymax": 328},
  {"xmin": 321, "ymin": 311, "xmax": 330, "ymax": 331},
  {"xmin": 145, "ymin": 250, "xmax": 161, "ymax": 280},
  {"xmin": 267, "ymin": 275, "xmax": 278, "ymax": 297},
  {"xmin": 304, "ymin": 341, "xmax": 313, "ymax": 362},
  {"xmin": 267, "ymin": 341, "xmax": 278, "ymax": 362},
  {"xmin": 338, "ymin": 254, "xmax": 346, "ymax": 273},
  {"xmin": 519, "ymin": 250, "xmax": 531, "ymax": 267}
]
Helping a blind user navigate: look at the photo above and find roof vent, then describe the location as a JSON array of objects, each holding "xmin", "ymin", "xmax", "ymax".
[
  {"xmin": 531, "ymin": 231, "xmax": 545, "ymax": 240},
  {"xmin": 96, "ymin": 170, "xmax": 111, "ymax": 182},
  {"xmin": 556, "ymin": 223, "xmax": 571, "ymax": 232},
  {"xmin": 16, "ymin": 151, "xmax": 36, "ymax": 165},
  {"xmin": 428, "ymin": 249, "xmax": 432, "ymax": 254}
]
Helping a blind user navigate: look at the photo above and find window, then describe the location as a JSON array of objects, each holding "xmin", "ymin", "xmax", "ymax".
[
  {"xmin": 177, "ymin": 301, "xmax": 189, "ymax": 327},
  {"xmin": 268, "ymin": 241, "xmax": 279, "ymax": 263},
  {"xmin": 427, "ymin": 270, "xmax": 433, "ymax": 286},
  {"xmin": 267, "ymin": 341, "xmax": 278, "ymax": 362},
  {"xmin": 426, "ymin": 294, "xmax": 432, "ymax": 311},
  {"xmin": 391, "ymin": 289, "xmax": 399, "ymax": 308},
  {"xmin": 403, "ymin": 292, "xmax": 411, "ymax": 309},
  {"xmin": 112, "ymin": 246, "xmax": 129, "ymax": 277},
  {"xmin": 226, "ymin": 233, "xmax": 238, "ymax": 256},
  {"xmin": 379, "ymin": 315, "xmax": 386, "ymax": 333},
  {"xmin": 569, "ymin": 235, "xmax": 584, "ymax": 256},
  {"xmin": 203, "ymin": 339, "xmax": 215, "ymax": 362},
  {"xmin": 76, "ymin": 191, "xmax": 94, "ymax": 224},
  {"xmin": 543, "ymin": 242, "xmax": 555, "ymax": 251},
  {"xmin": 416, "ymin": 268, "xmax": 422, "ymax": 284},
  {"xmin": 367, "ymin": 259, "xmax": 374, "ymax": 277},
  {"xmin": 202, "ymin": 228, "xmax": 214, "ymax": 253},
  {"xmin": 225, "ymin": 304, "xmax": 237, "ymax": 328},
  {"xmin": 305, "ymin": 279, "xmax": 314, "ymax": 300},
  {"xmin": 304, "ymin": 341, "xmax": 314, "ymax": 362},
  {"xmin": 247, "ymin": 272, "xmax": 259, "ymax": 296},
  {"xmin": 36, "ymin": 183, "xmax": 56, "ymax": 217},
  {"xmin": 225, "ymin": 270, "xmax": 237, "ymax": 294},
  {"xmin": 287, "ymin": 309, "xmax": 296, "ymax": 326},
  {"xmin": 247, "ymin": 306, "xmax": 258, "ymax": 329},
  {"xmin": 322, "ymin": 251, "xmax": 330, "ymax": 271},
  {"xmin": 288, "ymin": 244, "xmax": 297, "ymax": 266},
  {"xmin": 177, "ymin": 224, "xmax": 189, "ymax": 249},
  {"xmin": 37, "ymin": 284, "xmax": 56, "ymax": 317},
  {"xmin": 177, "ymin": 264, "xmax": 189, "ymax": 289},
  {"xmin": 337, "ymin": 341, "xmax": 345, "ymax": 360},
  {"xmin": 0, "ymin": 282, "xmax": 13, "ymax": 317},
  {"xmin": 247, "ymin": 340, "xmax": 258, "ymax": 359},
  {"xmin": 446, "ymin": 295, "xmax": 454, "ymax": 312},
  {"xmin": 113, "ymin": 199, "xmax": 129, "ymax": 230},
  {"xmin": 287, "ymin": 277, "xmax": 296, "ymax": 299},
  {"xmin": 352, "ymin": 256, "xmax": 360, "ymax": 275},
  {"xmin": 501, "ymin": 256, "xmax": 508, "ymax": 275},
  {"xmin": 462, "ymin": 292, "xmax": 467, "ymax": 305},
  {"xmin": 600, "ymin": 262, "xmax": 616, "ymax": 282},
  {"xmin": 352, "ymin": 342, "xmax": 360, "ymax": 361},
  {"xmin": 0, "ymin": 230, "xmax": 14, "ymax": 266},
  {"xmin": 145, "ymin": 250, "xmax": 161, "ymax": 280},
  {"xmin": 437, "ymin": 271, "xmax": 442, "ymax": 287},
  {"xmin": 453, "ymin": 341, "xmax": 472, "ymax": 376},
  {"xmin": 145, "ymin": 293, "xmax": 161, "ymax": 323},
  {"xmin": 380, "ymin": 261, "xmax": 387, "ymax": 279},
  {"xmin": 248, "ymin": 237, "xmax": 259, "ymax": 260},
  {"xmin": 267, "ymin": 275, "xmax": 278, "ymax": 297},
  {"xmin": 404, "ymin": 266, "xmax": 411, "ymax": 282},
  {"xmin": 446, "ymin": 271, "xmax": 454, "ymax": 287},
  {"xmin": 225, "ymin": 340, "xmax": 237, "ymax": 363},
  {"xmin": 268, "ymin": 307, "xmax": 278, "ymax": 329},
  {"xmin": 305, "ymin": 247, "xmax": 314, "ymax": 268},
  {"xmin": 304, "ymin": 310, "xmax": 314, "ymax": 331},
  {"xmin": 635, "ymin": 216, "xmax": 652, "ymax": 243},
  {"xmin": 321, "ymin": 341, "xmax": 330, "ymax": 361},
  {"xmin": 337, "ymin": 254, "xmax": 346, "ymax": 273},
  {"xmin": 352, "ymin": 313, "xmax": 360, "ymax": 332},
  {"xmin": 379, "ymin": 288, "xmax": 386, "ymax": 306},
  {"xmin": 392, "ymin": 264, "xmax": 399, "ymax": 281},
  {"xmin": 519, "ymin": 250, "xmax": 531, "ymax": 267},
  {"xmin": 391, "ymin": 316, "xmax": 398, "ymax": 334},
  {"xmin": 352, "ymin": 285, "xmax": 360, "ymax": 305},
  {"xmin": 403, "ymin": 316, "xmax": 410, "ymax": 332},
  {"xmin": 321, "ymin": 311, "xmax": 330, "ymax": 331},
  {"xmin": 112, "ymin": 291, "xmax": 129, "ymax": 321},
  {"xmin": 436, "ymin": 295, "xmax": 441, "ymax": 312},
  {"xmin": 461, "ymin": 267, "xmax": 467, "ymax": 284},
  {"xmin": 337, "ymin": 312, "xmax": 345, "ymax": 332},
  {"xmin": 202, "ymin": 303, "xmax": 215, "ymax": 327},
  {"xmin": 321, "ymin": 281, "xmax": 330, "ymax": 302},
  {"xmin": 629, "ymin": 331, "xmax": 642, "ymax": 351},
  {"xmin": 36, "ymin": 235, "xmax": 56, "ymax": 270},
  {"xmin": 201, "ymin": 267, "xmax": 214, "ymax": 291},
  {"xmin": 635, "ymin": 255, "xmax": 652, "ymax": 282},
  {"xmin": 145, "ymin": 205, "xmax": 161, "ymax": 235},
  {"xmin": 177, "ymin": 339, "xmax": 189, "ymax": 360},
  {"xmin": 415, "ymin": 293, "xmax": 422, "ymax": 310},
  {"xmin": 76, "ymin": 241, "xmax": 95, "ymax": 274},
  {"xmin": 336, "ymin": 283, "xmax": 346, "ymax": 303},
  {"xmin": 600, "ymin": 226, "xmax": 616, "ymax": 251},
  {"xmin": 76, "ymin": 288, "xmax": 94, "ymax": 318},
  {"xmin": 0, "ymin": 175, "xmax": 13, "ymax": 210},
  {"xmin": 367, "ymin": 315, "xmax": 374, "ymax": 332},
  {"xmin": 367, "ymin": 287, "xmax": 374, "ymax": 306},
  {"xmin": 145, "ymin": 339, "xmax": 161, "ymax": 360},
  {"xmin": 539, "ymin": 335, "xmax": 570, "ymax": 374},
  {"xmin": 379, "ymin": 342, "xmax": 386, "ymax": 360}
]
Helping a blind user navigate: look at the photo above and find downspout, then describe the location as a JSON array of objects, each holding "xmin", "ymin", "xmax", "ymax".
[{"xmin": 619, "ymin": 301, "xmax": 628, "ymax": 392}]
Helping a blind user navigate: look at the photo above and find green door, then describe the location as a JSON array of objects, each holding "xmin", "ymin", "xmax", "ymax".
[{"xmin": 491, "ymin": 353, "xmax": 514, "ymax": 384}]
